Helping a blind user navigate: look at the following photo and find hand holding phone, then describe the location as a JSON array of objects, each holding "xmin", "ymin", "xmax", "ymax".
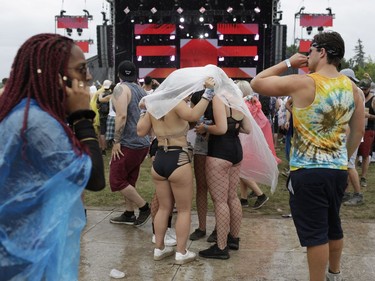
[
  {"xmin": 62, "ymin": 76, "xmax": 90, "ymax": 114},
  {"xmin": 62, "ymin": 75, "xmax": 72, "ymax": 88}
]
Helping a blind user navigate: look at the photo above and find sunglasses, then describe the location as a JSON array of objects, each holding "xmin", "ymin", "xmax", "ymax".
[
  {"xmin": 309, "ymin": 42, "xmax": 341, "ymax": 56},
  {"xmin": 68, "ymin": 63, "xmax": 89, "ymax": 76},
  {"xmin": 307, "ymin": 42, "xmax": 322, "ymax": 55}
]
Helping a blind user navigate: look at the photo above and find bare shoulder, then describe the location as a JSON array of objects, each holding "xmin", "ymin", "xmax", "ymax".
[
  {"xmin": 253, "ymin": 73, "xmax": 313, "ymax": 98},
  {"xmin": 353, "ymin": 84, "xmax": 365, "ymax": 102},
  {"xmin": 288, "ymin": 73, "xmax": 313, "ymax": 86},
  {"xmin": 113, "ymin": 83, "xmax": 131, "ymax": 99},
  {"xmin": 112, "ymin": 84, "xmax": 123, "ymax": 99},
  {"xmin": 288, "ymin": 75, "xmax": 315, "ymax": 107}
]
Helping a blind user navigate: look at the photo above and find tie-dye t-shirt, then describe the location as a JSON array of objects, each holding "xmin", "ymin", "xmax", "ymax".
[{"xmin": 290, "ymin": 73, "xmax": 355, "ymax": 170}]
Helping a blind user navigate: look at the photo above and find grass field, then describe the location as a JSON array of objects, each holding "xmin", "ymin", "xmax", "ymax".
[{"xmin": 84, "ymin": 144, "xmax": 375, "ymax": 220}]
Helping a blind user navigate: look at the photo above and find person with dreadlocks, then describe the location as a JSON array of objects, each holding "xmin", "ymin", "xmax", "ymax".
[{"xmin": 0, "ymin": 33, "xmax": 105, "ymax": 280}]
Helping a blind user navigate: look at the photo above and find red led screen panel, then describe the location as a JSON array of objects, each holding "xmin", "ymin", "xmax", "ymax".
[
  {"xmin": 139, "ymin": 68, "xmax": 177, "ymax": 79},
  {"xmin": 300, "ymin": 14, "xmax": 333, "ymax": 27},
  {"xmin": 217, "ymin": 46, "xmax": 257, "ymax": 57},
  {"xmin": 136, "ymin": 46, "xmax": 176, "ymax": 56},
  {"xmin": 221, "ymin": 67, "xmax": 256, "ymax": 78},
  {"xmin": 299, "ymin": 39, "xmax": 312, "ymax": 53},
  {"xmin": 180, "ymin": 39, "xmax": 218, "ymax": 68},
  {"xmin": 134, "ymin": 24, "xmax": 176, "ymax": 35},
  {"xmin": 217, "ymin": 24, "xmax": 258, "ymax": 35},
  {"xmin": 75, "ymin": 40, "xmax": 90, "ymax": 53},
  {"xmin": 57, "ymin": 16, "xmax": 89, "ymax": 29}
]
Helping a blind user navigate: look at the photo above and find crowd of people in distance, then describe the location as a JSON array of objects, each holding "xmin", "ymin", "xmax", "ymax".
[{"xmin": 1, "ymin": 29, "xmax": 372, "ymax": 281}]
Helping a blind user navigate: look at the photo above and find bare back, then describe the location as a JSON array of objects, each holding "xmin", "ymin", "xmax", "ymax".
[{"xmin": 151, "ymin": 103, "xmax": 190, "ymax": 148}]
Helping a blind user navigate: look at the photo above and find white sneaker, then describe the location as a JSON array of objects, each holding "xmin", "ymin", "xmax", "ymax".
[
  {"xmin": 326, "ymin": 271, "xmax": 342, "ymax": 281},
  {"xmin": 175, "ymin": 250, "xmax": 196, "ymax": 265},
  {"xmin": 151, "ymin": 228, "xmax": 177, "ymax": 247},
  {"xmin": 153, "ymin": 246, "xmax": 174, "ymax": 261}
]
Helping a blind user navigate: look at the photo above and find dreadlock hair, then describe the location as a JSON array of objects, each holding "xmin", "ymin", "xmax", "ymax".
[{"xmin": 0, "ymin": 33, "xmax": 85, "ymax": 155}]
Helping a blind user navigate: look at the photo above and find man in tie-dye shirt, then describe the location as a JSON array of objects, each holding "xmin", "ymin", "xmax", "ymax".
[{"xmin": 251, "ymin": 31, "xmax": 364, "ymax": 281}]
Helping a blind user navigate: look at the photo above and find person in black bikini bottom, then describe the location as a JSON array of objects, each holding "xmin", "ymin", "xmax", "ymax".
[{"xmin": 137, "ymin": 77, "xmax": 215, "ymax": 264}]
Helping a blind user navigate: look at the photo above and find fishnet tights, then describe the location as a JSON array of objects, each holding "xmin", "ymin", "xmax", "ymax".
[
  {"xmin": 194, "ymin": 154, "xmax": 208, "ymax": 230},
  {"xmin": 206, "ymin": 156, "xmax": 242, "ymax": 249}
]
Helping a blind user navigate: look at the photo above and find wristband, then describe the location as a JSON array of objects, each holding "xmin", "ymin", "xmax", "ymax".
[
  {"xmin": 202, "ymin": 88, "xmax": 214, "ymax": 102},
  {"xmin": 204, "ymin": 124, "xmax": 208, "ymax": 132},
  {"xmin": 284, "ymin": 59, "xmax": 291, "ymax": 68}
]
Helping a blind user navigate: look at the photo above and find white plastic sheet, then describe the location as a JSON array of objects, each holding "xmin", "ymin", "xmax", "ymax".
[{"xmin": 144, "ymin": 65, "xmax": 279, "ymax": 191}]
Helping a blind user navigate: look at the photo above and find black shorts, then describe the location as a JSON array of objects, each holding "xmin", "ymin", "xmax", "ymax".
[
  {"xmin": 288, "ymin": 168, "xmax": 347, "ymax": 247},
  {"xmin": 153, "ymin": 146, "xmax": 192, "ymax": 179},
  {"xmin": 99, "ymin": 117, "xmax": 107, "ymax": 135}
]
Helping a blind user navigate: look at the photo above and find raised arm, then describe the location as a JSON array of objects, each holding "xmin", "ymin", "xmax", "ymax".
[
  {"xmin": 175, "ymin": 77, "xmax": 215, "ymax": 122},
  {"xmin": 251, "ymin": 53, "xmax": 309, "ymax": 98},
  {"xmin": 137, "ymin": 111, "xmax": 152, "ymax": 137},
  {"xmin": 98, "ymin": 92, "xmax": 112, "ymax": 103}
]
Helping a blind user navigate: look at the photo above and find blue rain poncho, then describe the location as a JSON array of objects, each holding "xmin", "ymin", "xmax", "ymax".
[{"xmin": 0, "ymin": 99, "xmax": 92, "ymax": 281}]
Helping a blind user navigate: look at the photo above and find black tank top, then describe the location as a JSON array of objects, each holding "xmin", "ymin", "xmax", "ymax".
[
  {"xmin": 212, "ymin": 107, "xmax": 241, "ymax": 136},
  {"xmin": 207, "ymin": 107, "xmax": 243, "ymax": 165},
  {"xmin": 365, "ymin": 95, "xmax": 375, "ymax": 130}
]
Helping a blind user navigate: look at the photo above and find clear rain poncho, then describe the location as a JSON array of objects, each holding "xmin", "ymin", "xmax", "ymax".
[
  {"xmin": 0, "ymin": 99, "xmax": 91, "ymax": 281},
  {"xmin": 144, "ymin": 65, "xmax": 279, "ymax": 191}
]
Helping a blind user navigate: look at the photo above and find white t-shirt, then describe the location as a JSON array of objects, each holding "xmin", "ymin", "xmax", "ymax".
[
  {"xmin": 144, "ymin": 88, "xmax": 154, "ymax": 95},
  {"xmin": 108, "ymin": 98, "xmax": 116, "ymax": 117}
]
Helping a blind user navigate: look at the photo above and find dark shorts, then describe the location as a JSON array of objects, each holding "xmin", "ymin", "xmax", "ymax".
[
  {"xmin": 273, "ymin": 115, "xmax": 278, "ymax": 133},
  {"xmin": 100, "ymin": 117, "xmax": 108, "ymax": 135},
  {"xmin": 109, "ymin": 146, "xmax": 149, "ymax": 192},
  {"xmin": 358, "ymin": 130, "xmax": 375, "ymax": 157},
  {"xmin": 288, "ymin": 168, "xmax": 347, "ymax": 247}
]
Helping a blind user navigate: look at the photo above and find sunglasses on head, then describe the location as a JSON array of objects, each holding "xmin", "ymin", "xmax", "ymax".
[{"xmin": 310, "ymin": 42, "xmax": 341, "ymax": 56}]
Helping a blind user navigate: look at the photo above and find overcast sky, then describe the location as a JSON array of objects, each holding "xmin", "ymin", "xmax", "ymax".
[{"xmin": 0, "ymin": 0, "xmax": 374, "ymax": 79}]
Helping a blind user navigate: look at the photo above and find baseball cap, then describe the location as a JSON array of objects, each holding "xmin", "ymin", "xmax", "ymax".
[
  {"xmin": 118, "ymin": 60, "xmax": 137, "ymax": 82},
  {"xmin": 358, "ymin": 78, "xmax": 372, "ymax": 90},
  {"xmin": 340, "ymin": 68, "xmax": 359, "ymax": 83},
  {"xmin": 103, "ymin": 80, "xmax": 112, "ymax": 89}
]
